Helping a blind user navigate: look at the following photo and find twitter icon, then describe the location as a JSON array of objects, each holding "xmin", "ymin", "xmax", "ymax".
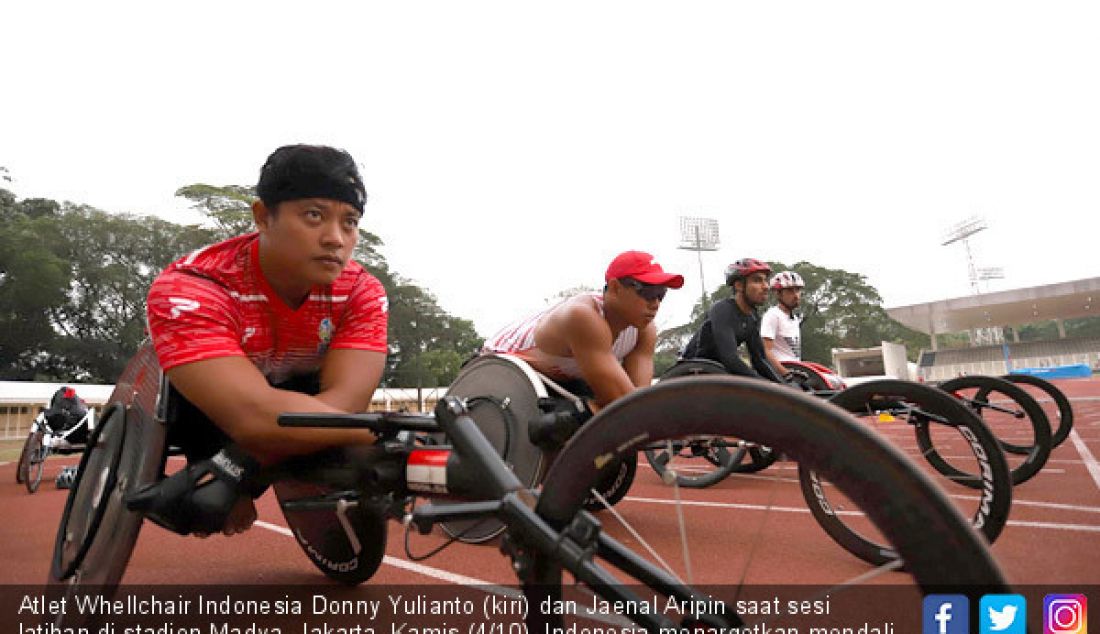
[{"xmin": 981, "ymin": 594, "xmax": 1027, "ymax": 634}]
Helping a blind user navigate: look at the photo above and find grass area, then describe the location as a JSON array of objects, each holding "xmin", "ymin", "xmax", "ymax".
[{"xmin": 1, "ymin": 438, "xmax": 27, "ymax": 462}]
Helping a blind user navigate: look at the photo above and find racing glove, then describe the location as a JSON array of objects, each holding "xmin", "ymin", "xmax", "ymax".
[
  {"xmin": 125, "ymin": 444, "xmax": 267, "ymax": 536},
  {"xmin": 782, "ymin": 368, "xmax": 814, "ymax": 392}
]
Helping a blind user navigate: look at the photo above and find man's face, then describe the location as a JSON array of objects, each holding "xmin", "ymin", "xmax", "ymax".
[
  {"xmin": 739, "ymin": 272, "xmax": 769, "ymax": 307},
  {"xmin": 776, "ymin": 287, "xmax": 802, "ymax": 310},
  {"xmin": 612, "ymin": 277, "xmax": 667, "ymax": 328},
  {"xmin": 256, "ymin": 198, "xmax": 361, "ymax": 287}
]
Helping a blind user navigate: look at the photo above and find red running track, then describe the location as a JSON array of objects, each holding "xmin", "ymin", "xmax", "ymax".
[{"xmin": 2, "ymin": 379, "xmax": 1098, "ymax": 590}]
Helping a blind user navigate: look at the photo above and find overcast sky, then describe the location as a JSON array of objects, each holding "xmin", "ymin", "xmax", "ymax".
[{"xmin": 3, "ymin": 2, "xmax": 1098, "ymax": 337}]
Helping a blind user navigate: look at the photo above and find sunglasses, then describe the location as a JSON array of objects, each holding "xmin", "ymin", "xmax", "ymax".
[{"xmin": 620, "ymin": 277, "xmax": 667, "ymax": 302}]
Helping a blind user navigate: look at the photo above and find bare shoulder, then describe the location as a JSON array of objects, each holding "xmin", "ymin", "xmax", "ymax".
[{"xmin": 540, "ymin": 295, "xmax": 611, "ymax": 349}]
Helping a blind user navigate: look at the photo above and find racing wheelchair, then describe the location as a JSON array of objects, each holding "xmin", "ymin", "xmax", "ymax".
[
  {"xmin": 16, "ymin": 391, "xmax": 96, "ymax": 494},
  {"xmin": 50, "ymin": 344, "xmax": 1012, "ymax": 632},
  {"xmin": 640, "ymin": 359, "xmax": 1026, "ymax": 566}
]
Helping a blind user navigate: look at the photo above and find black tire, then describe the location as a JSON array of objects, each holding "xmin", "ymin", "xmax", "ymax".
[
  {"xmin": 1001, "ymin": 373, "xmax": 1074, "ymax": 449},
  {"xmin": 802, "ymin": 380, "xmax": 1012, "ymax": 566},
  {"xmin": 16, "ymin": 429, "xmax": 36, "ymax": 484},
  {"xmin": 275, "ymin": 480, "xmax": 388, "ymax": 585},
  {"xmin": 25, "ymin": 431, "xmax": 48, "ymax": 494},
  {"xmin": 939, "ymin": 375, "xmax": 1052, "ymax": 486},
  {"xmin": 582, "ymin": 452, "xmax": 637, "ymax": 510},
  {"xmin": 50, "ymin": 400, "xmax": 167, "ymax": 585},
  {"xmin": 526, "ymin": 376, "xmax": 1008, "ymax": 631}
]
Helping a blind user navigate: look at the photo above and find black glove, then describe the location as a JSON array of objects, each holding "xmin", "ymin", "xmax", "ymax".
[
  {"xmin": 125, "ymin": 444, "xmax": 265, "ymax": 536},
  {"xmin": 783, "ymin": 368, "xmax": 814, "ymax": 392},
  {"xmin": 528, "ymin": 398, "xmax": 594, "ymax": 450}
]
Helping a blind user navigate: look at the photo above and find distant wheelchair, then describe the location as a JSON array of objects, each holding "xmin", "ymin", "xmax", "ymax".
[{"xmin": 16, "ymin": 390, "xmax": 96, "ymax": 494}]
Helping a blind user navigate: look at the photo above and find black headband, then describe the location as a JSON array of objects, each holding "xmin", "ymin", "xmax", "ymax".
[{"xmin": 262, "ymin": 173, "xmax": 366, "ymax": 213}]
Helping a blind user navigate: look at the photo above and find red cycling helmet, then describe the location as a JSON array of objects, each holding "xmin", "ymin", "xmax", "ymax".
[{"xmin": 724, "ymin": 258, "xmax": 772, "ymax": 286}]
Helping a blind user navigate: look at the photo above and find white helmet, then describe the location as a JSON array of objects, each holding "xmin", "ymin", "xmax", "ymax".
[{"xmin": 769, "ymin": 271, "xmax": 804, "ymax": 290}]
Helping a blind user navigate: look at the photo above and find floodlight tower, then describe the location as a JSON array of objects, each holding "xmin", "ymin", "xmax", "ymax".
[
  {"xmin": 678, "ymin": 216, "xmax": 720, "ymax": 311},
  {"xmin": 942, "ymin": 216, "xmax": 1004, "ymax": 344},
  {"xmin": 941, "ymin": 216, "xmax": 988, "ymax": 295}
]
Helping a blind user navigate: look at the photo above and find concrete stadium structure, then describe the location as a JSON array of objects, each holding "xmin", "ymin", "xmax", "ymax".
[{"xmin": 887, "ymin": 277, "xmax": 1100, "ymax": 381}]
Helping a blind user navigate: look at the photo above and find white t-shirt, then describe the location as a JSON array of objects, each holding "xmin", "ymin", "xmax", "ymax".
[{"xmin": 760, "ymin": 305, "xmax": 801, "ymax": 362}]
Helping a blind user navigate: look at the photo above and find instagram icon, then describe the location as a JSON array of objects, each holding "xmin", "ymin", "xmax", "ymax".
[{"xmin": 1045, "ymin": 594, "xmax": 1087, "ymax": 634}]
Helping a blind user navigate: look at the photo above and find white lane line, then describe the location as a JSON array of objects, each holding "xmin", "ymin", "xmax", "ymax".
[
  {"xmin": 951, "ymin": 495, "xmax": 1100, "ymax": 514},
  {"xmin": 1068, "ymin": 429, "xmax": 1100, "ymax": 494},
  {"xmin": 1006, "ymin": 519, "xmax": 1100, "ymax": 533},
  {"xmin": 0, "ymin": 461, "xmax": 10, "ymax": 467},
  {"xmin": 619, "ymin": 496, "xmax": 1100, "ymax": 533}
]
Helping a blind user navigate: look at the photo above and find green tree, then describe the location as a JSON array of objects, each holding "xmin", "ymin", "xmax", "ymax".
[
  {"xmin": 175, "ymin": 184, "xmax": 255, "ymax": 239},
  {"xmin": 42, "ymin": 204, "xmax": 216, "ymax": 380},
  {"xmin": 0, "ymin": 189, "xmax": 70, "ymax": 378},
  {"xmin": 385, "ymin": 283, "xmax": 482, "ymax": 388}
]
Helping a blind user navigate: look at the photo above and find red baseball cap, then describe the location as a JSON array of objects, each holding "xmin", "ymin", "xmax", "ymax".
[{"xmin": 605, "ymin": 251, "xmax": 685, "ymax": 288}]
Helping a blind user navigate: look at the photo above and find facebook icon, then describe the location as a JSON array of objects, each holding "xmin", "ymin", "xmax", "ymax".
[{"xmin": 924, "ymin": 595, "xmax": 970, "ymax": 634}]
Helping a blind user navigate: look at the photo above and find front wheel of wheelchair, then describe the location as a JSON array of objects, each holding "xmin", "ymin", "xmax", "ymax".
[
  {"xmin": 939, "ymin": 375, "xmax": 1051, "ymax": 486},
  {"xmin": 25, "ymin": 431, "xmax": 48, "ymax": 494},
  {"xmin": 807, "ymin": 379, "xmax": 1013, "ymax": 566},
  {"xmin": 275, "ymin": 480, "xmax": 388, "ymax": 585},
  {"xmin": 16, "ymin": 429, "xmax": 37, "ymax": 484},
  {"xmin": 50, "ymin": 400, "xmax": 167, "ymax": 586},
  {"xmin": 525, "ymin": 377, "xmax": 1010, "ymax": 633}
]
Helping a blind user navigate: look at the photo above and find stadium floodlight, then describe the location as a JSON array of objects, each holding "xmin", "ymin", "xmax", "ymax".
[
  {"xmin": 942, "ymin": 216, "xmax": 997, "ymax": 295},
  {"xmin": 678, "ymin": 216, "xmax": 720, "ymax": 310},
  {"xmin": 941, "ymin": 216, "xmax": 988, "ymax": 246},
  {"xmin": 679, "ymin": 217, "xmax": 720, "ymax": 251},
  {"xmin": 977, "ymin": 267, "xmax": 1004, "ymax": 281}
]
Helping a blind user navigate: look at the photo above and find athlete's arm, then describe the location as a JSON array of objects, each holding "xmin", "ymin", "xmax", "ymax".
[
  {"xmin": 621, "ymin": 323, "xmax": 657, "ymax": 389},
  {"xmin": 762, "ymin": 338, "xmax": 791, "ymax": 379},
  {"xmin": 760, "ymin": 311, "xmax": 791, "ymax": 379},
  {"xmin": 562, "ymin": 305, "xmax": 637, "ymax": 409},
  {"xmin": 167, "ymin": 357, "xmax": 378, "ymax": 465},
  {"xmin": 709, "ymin": 301, "xmax": 761, "ymax": 378},
  {"xmin": 747, "ymin": 325, "xmax": 785, "ymax": 383}
]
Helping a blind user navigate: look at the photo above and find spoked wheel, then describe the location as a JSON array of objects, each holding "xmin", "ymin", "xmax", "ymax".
[
  {"xmin": 525, "ymin": 377, "xmax": 1009, "ymax": 633},
  {"xmin": 275, "ymin": 480, "xmax": 388, "ymax": 585},
  {"xmin": 801, "ymin": 380, "xmax": 1012, "ymax": 566},
  {"xmin": 16, "ymin": 429, "xmax": 37, "ymax": 485},
  {"xmin": 939, "ymin": 375, "xmax": 1052, "ymax": 486},
  {"xmin": 25, "ymin": 431, "xmax": 48, "ymax": 494},
  {"xmin": 1001, "ymin": 373, "xmax": 1074, "ymax": 450}
]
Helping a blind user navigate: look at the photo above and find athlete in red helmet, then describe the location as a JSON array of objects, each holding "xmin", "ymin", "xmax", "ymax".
[{"xmin": 681, "ymin": 258, "xmax": 785, "ymax": 382}]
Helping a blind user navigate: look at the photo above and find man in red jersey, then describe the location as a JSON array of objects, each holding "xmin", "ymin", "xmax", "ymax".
[{"xmin": 128, "ymin": 145, "xmax": 388, "ymax": 536}]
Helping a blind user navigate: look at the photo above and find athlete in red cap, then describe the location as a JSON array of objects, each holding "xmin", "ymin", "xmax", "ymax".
[{"xmin": 484, "ymin": 250, "xmax": 683, "ymax": 418}]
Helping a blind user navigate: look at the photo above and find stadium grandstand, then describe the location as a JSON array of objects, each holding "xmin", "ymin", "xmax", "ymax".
[
  {"xmin": 887, "ymin": 277, "xmax": 1100, "ymax": 382},
  {"xmin": 0, "ymin": 381, "xmax": 446, "ymax": 441}
]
